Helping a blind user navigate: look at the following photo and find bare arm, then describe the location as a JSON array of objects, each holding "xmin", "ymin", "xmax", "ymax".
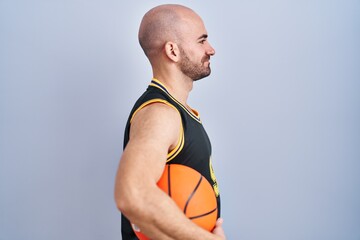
[{"xmin": 114, "ymin": 103, "xmax": 225, "ymax": 240}]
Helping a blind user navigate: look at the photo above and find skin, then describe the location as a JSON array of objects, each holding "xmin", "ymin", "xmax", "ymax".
[{"xmin": 114, "ymin": 4, "xmax": 226, "ymax": 240}]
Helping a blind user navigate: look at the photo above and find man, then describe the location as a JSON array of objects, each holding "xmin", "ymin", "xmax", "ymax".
[{"xmin": 114, "ymin": 4, "xmax": 226, "ymax": 240}]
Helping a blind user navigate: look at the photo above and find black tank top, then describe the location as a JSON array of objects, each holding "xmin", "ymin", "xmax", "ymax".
[{"xmin": 121, "ymin": 79, "xmax": 221, "ymax": 240}]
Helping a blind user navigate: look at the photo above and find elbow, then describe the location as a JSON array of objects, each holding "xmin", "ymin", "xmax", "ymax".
[
  {"xmin": 115, "ymin": 186, "xmax": 143, "ymax": 218},
  {"xmin": 115, "ymin": 197, "xmax": 138, "ymax": 217},
  {"xmin": 115, "ymin": 188, "xmax": 131, "ymax": 214},
  {"xmin": 115, "ymin": 194, "xmax": 127, "ymax": 213}
]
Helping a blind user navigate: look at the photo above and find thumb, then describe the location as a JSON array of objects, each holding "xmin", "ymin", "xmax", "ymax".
[
  {"xmin": 216, "ymin": 218, "xmax": 224, "ymax": 227},
  {"xmin": 212, "ymin": 218, "xmax": 226, "ymax": 239}
]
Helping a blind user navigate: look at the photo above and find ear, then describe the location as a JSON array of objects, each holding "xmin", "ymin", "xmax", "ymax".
[{"xmin": 164, "ymin": 42, "xmax": 180, "ymax": 62}]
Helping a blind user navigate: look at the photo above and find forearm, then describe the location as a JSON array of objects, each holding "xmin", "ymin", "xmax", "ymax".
[{"xmin": 118, "ymin": 185, "xmax": 221, "ymax": 240}]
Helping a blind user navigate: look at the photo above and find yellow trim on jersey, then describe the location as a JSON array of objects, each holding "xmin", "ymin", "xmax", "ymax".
[
  {"xmin": 209, "ymin": 157, "xmax": 220, "ymax": 197},
  {"xmin": 129, "ymin": 98, "xmax": 184, "ymax": 162},
  {"xmin": 167, "ymin": 123, "xmax": 184, "ymax": 162},
  {"xmin": 130, "ymin": 99, "xmax": 168, "ymax": 123},
  {"xmin": 149, "ymin": 78, "xmax": 202, "ymax": 123}
]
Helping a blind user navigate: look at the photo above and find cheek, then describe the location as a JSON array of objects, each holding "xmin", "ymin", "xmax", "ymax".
[
  {"xmin": 192, "ymin": 47, "xmax": 206, "ymax": 59},
  {"xmin": 184, "ymin": 45, "xmax": 206, "ymax": 62}
]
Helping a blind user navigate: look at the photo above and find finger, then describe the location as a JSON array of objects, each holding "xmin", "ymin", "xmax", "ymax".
[{"xmin": 216, "ymin": 218, "xmax": 224, "ymax": 226}]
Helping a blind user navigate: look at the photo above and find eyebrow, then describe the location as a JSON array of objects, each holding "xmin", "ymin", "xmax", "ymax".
[{"xmin": 197, "ymin": 34, "xmax": 208, "ymax": 40}]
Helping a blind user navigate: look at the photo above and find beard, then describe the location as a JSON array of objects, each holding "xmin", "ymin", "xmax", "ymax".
[{"xmin": 178, "ymin": 46, "xmax": 211, "ymax": 81}]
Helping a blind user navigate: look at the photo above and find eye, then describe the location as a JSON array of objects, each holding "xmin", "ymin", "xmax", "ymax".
[{"xmin": 199, "ymin": 39, "xmax": 206, "ymax": 44}]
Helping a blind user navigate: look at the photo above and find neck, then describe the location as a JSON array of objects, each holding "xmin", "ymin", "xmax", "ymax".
[{"xmin": 152, "ymin": 71, "xmax": 193, "ymax": 106}]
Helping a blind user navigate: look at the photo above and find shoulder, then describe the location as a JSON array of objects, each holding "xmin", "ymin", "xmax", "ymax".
[
  {"xmin": 132, "ymin": 101, "xmax": 180, "ymax": 124},
  {"xmin": 129, "ymin": 102, "xmax": 181, "ymax": 147}
]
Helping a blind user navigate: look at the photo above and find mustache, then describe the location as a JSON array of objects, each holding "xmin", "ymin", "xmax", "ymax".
[{"xmin": 201, "ymin": 55, "xmax": 210, "ymax": 63}]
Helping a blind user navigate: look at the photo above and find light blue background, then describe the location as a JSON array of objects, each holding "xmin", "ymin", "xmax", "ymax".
[{"xmin": 1, "ymin": 0, "xmax": 359, "ymax": 239}]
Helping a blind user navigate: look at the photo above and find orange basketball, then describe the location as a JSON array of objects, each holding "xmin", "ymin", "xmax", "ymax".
[{"xmin": 133, "ymin": 164, "xmax": 218, "ymax": 240}]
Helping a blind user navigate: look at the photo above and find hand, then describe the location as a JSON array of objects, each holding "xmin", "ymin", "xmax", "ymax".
[{"xmin": 212, "ymin": 218, "xmax": 226, "ymax": 240}]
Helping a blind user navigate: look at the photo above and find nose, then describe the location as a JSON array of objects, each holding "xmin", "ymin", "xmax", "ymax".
[{"xmin": 207, "ymin": 42, "xmax": 215, "ymax": 56}]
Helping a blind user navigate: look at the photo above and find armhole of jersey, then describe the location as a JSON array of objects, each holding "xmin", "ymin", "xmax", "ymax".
[{"xmin": 129, "ymin": 98, "xmax": 184, "ymax": 162}]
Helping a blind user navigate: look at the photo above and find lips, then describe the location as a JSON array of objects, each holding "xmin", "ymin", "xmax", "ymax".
[{"xmin": 202, "ymin": 56, "xmax": 210, "ymax": 64}]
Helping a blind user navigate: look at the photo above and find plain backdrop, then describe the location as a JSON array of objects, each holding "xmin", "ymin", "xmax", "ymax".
[{"xmin": 1, "ymin": 0, "xmax": 359, "ymax": 239}]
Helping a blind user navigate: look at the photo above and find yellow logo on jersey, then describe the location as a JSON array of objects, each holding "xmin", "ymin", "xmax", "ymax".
[{"xmin": 209, "ymin": 157, "xmax": 220, "ymax": 197}]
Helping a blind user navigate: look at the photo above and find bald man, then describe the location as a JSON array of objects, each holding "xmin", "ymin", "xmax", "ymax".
[{"xmin": 114, "ymin": 4, "xmax": 226, "ymax": 240}]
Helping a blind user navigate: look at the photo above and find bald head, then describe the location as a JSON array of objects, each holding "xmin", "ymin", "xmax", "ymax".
[{"xmin": 138, "ymin": 4, "xmax": 198, "ymax": 60}]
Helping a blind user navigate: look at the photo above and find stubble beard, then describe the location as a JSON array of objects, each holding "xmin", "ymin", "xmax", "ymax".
[{"xmin": 178, "ymin": 47, "xmax": 211, "ymax": 81}]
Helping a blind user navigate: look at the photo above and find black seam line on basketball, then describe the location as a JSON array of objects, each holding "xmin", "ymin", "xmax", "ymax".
[
  {"xmin": 167, "ymin": 164, "xmax": 171, "ymax": 197},
  {"xmin": 183, "ymin": 175, "xmax": 203, "ymax": 215},
  {"xmin": 189, "ymin": 207, "xmax": 217, "ymax": 220}
]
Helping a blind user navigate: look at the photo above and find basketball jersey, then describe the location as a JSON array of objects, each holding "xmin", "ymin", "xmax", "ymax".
[{"xmin": 121, "ymin": 78, "xmax": 221, "ymax": 240}]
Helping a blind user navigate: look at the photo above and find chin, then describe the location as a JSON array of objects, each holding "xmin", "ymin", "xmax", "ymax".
[{"xmin": 193, "ymin": 71, "xmax": 211, "ymax": 81}]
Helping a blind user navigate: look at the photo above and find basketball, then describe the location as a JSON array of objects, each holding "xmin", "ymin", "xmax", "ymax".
[{"xmin": 133, "ymin": 164, "xmax": 218, "ymax": 240}]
